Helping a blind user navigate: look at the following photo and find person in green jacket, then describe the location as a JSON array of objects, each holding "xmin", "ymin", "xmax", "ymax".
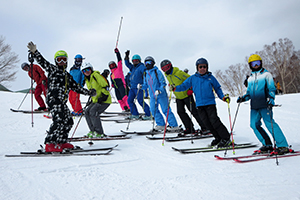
[
  {"xmin": 82, "ymin": 62, "xmax": 112, "ymax": 138},
  {"xmin": 160, "ymin": 59, "xmax": 208, "ymax": 135}
]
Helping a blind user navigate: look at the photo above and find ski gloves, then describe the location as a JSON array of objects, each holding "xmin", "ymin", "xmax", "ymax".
[
  {"xmin": 267, "ymin": 98, "xmax": 275, "ymax": 109},
  {"xmin": 222, "ymin": 94, "xmax": 230, "ymax": 103},
  {"xmin": 237, "ymin": 96, "xmax": 246, "ymax": 103},
  {"xmin": 27, "ymin": 42, "xmax": 37, "ymax": 53},
  {"xmin": 89, "ymin": 89, "xmax": 97, "ymax": 97},
  {"xmin": 169, "ymin": 84, "xmax": 176, "ymax": 92},
  {"xmin": 125, "ymin": 50, "xmax": 130, "ymax": 60}
]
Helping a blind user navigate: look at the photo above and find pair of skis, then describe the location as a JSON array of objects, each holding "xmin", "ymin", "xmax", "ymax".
[
  {"xmin": 68, "ymin": 134, "xmax": 131, "ymax": 142},
  {"xmin": 215, "ymin": 150, "xmax": 300, "ymax": 163},
  {"xmin": 5, "ymin": 144, "xmax": 119, "ymax": 157},
  {"xmin": 172, "ymin": 143, "xmax": 258, "ymax": 154}
]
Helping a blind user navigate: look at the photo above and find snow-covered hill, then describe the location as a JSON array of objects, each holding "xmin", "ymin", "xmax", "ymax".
[{"xmin": 1, "ymin": 91, "xmax": 300, "ymax": 200}]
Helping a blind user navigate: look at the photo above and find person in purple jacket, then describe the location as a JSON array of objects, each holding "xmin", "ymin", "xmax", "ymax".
[
  {"xmin": 108, "ymin": 48, "xmax": 130, "ymax": 112},
  {"xmin": 170, "ymin": 58, "xmax": 231, "ymax": 148}
]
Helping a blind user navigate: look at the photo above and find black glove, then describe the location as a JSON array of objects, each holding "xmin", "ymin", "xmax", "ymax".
[
  {"xmin": 98, "ymin": 94, "xmax": 108, "ymax": 104},
  {"xmin": 89, "ymin": 88, "xmax": 97, "ymax": 97},
  {"xmin": 114, "ymin": 48, "xmax": 119, "ymax": 53},
  {"xmin": 222, "ymin": 94, "xmax": 230, "ymax": 103},
  {"xmin": 125, "ymin": 50, "xmax": 130, "ymax": 60},
  {"xmin": 237, "ymin": 96, "xmax": 245, "ymax": 103}
]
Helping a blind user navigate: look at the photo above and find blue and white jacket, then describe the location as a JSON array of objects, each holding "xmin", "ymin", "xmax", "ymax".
[
  {"xmin": 142, "ymin": 66, "xmax": 167, "ymax": 99},
  {"xmin": 175, "ymin": 72, "xmax": 225, "ymax": 107},
  {"xmin": 242, "ymin": 68, "xmax": 276, "ymax": 109}
]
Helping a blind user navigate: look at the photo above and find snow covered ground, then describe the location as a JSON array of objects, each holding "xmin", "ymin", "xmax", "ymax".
[{"xmin": 1, "ymin": 91, "xmax": 300, "ymax": 200}]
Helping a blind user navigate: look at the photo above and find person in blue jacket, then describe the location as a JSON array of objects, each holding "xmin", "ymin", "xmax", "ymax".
[
  {"xmin": 170, "ymin": 58, "xmax": 231, "ymax": 148},
  {"xmin": 237, "ymin": 54, "xmax": 290, "ymax": 155},
  {"xmin": 124, "ymin": 50, "xmax": 151, "ymax": 120},
  {"xmin": 142, "ymin": 56, "xmax": 179, "ymax": 131},
  {"xmin": 69, "ymin": 54, "xmax": 85, "ymax": 116}
]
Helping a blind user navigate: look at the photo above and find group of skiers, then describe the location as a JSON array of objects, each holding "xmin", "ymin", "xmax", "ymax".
[{"xmin": 22, "ymin": 41, "xmax": 290, "ymax": 155}]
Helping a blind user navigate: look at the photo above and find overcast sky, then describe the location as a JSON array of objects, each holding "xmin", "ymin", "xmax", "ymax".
[{"xmin": 2, "ymin": 0, "xmax": 300, "ymax": 90}]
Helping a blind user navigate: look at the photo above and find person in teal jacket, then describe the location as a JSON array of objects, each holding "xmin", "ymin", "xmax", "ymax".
[
  {"xmin": 142, "ymin": 56, "xmax": 179, "ymax": 132},
  {"xmin": 160, "ymin": 59, "xmax": 207, "ymax": 135},
  {"xmin": 171, "ymin": 58, "xmax": 231, "ymax": 148},
  {"xmin": 237, "ymin": 54, "xmax": 290, "ymax": 155}
]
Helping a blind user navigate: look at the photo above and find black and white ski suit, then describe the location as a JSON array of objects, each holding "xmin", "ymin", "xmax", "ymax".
[{"xmin": 33, "ymin": 50, "xmax": 91, "ymax": 144}]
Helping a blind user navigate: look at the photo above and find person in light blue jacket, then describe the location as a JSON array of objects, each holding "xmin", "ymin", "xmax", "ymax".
[
  {"xmin": 142, "ymin": 56, "xmax": 179, "ymax": 132},
  {"xmin": 237, "ymin": 54, "xmax": 290, "ymax": 155},
  {"xmin": 171, "ymin": 58, "xmax": 231, "ymax": 148}
]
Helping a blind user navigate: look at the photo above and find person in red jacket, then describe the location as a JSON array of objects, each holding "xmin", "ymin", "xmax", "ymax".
[{"xmin": 21, "ymin": 62, "xmax": 48, "ymax": 111}]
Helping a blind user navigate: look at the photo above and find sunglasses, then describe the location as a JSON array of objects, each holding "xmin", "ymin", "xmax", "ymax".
[
  {"xmin": 82, "ymin": 68, "xmax": 91, "ymax": 73},
  {"xmin": 56, "ymin": 56, "xmax": 67, "ymax": 63},
  {"xmin": 198, "ymin": 65, "xmax": 207, "ymax": 69},
  {"xmin": 75, "ymin": 58, "xmax": 82, "ymax": 62},
  {"xmin": 250, "ymin": 60, "xmax": 261, "ymax": 67}
]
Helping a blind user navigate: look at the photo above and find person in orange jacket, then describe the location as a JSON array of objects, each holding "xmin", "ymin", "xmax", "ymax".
[{"xmin": 21, "ymin": 62, "xmax": 48, "ymax": 111}]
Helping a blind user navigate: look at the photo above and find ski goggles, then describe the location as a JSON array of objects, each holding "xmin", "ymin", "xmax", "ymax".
[
  {"xmin": 75, "ymin": 58, "xmax": 83, "ymax": 62},
  {"xmin": 82, "ymin": 68, "xmax": 91, "ymax": 73},
  {"xmin": 250, "ymin": 60, "xmax": 261, "ymax": 67},
  {"xmin": 56, "ymin": 56, "xmax": 67, "ymax": 63},
  {"xmin": 161, "ymin": 63, "xmax": 172, "ymax": 72},
  {"xmin": 109, "ymin": 63, "xmax": 116, "ymax": 69},
  {"xmin": 145, "ymin": 61, "xmax": 153, "ymax": 66}
]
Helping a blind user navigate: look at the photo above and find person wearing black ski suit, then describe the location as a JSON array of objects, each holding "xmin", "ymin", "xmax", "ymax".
[{"xmin": 27, "ymin": 42, "xmax": 94, "ymax": 152}]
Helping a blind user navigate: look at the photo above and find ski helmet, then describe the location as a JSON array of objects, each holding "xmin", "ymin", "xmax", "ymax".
[
  {"xmin": 81, "ymin": 62, "xmax": 93, "ymax": 73},
  {"xmin": 144, "ymin": 56, "xmax": 155, "ymax": 70},
  {"xmin": 54, "ymin": 50, "xmax": 68, "ymax": 60},
  {"xmin": 183, "ymin": 68, "xmax": 189, "ymax": 74},
  {"xmin": 160, "ymin": 59, "xmax": 173, "ymax": 75},
  {"xmin": 21, "ymin": 62, "xmax": 29, "ymax": 70},
  {"xmin": 195, "ymin": 58, "xmax": 208, "ymax": 69},
  {"xmin": 132, "ymin": 54, "xmax": 141, "ymax": 61},
  {"xmin": 102, "ymin": 69, "xmax": 110, "ymax": 78},
  {"xmin": 248, "ymin": 54, "xmax": 262, "ymax": 71},
  {"xmin": 108, "ymin": 61, "xmax": 117, "ymax": 70},
  {"xmin": 74, "ymin": 54, "xmax": 83, "ymax": 59}
]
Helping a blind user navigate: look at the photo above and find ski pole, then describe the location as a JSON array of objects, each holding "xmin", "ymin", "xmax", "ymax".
[
  {"xmin": 17, "ymin": 84, "xmax": 32, "ymax": 110},
  {"xmin": 70, "ymin": 97, "xmax": 91, "ymax": 139},
  {"xmin": 269, "ymin": 106, "xmax": 279, "ymax": 165},
  {"xmin": 224, "ymin": 102, "xmax": 241, "ymax": 156},
  {"xmin": 115, "ymin": 17, "xmax": 123, "ymax": 48},
  {"xmin": 162, "ymin": 91, "xmax": 173, "ymax": 146},
  {"xmin": 28, "ymin": 51, "xmax": 34, "ymax": 127},
  {"xmin": 189, "ymin": 96, "xmax": 195, "ymax": 144}
]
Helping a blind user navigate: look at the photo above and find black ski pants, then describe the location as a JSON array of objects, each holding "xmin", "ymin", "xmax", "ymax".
[
  {"xmin": 196, "ymin": 104, "xmax": 230, "ymax": 140},
  {"xmin": 176, "ymin": 96, "xmax": 206, "ymax": 131}
]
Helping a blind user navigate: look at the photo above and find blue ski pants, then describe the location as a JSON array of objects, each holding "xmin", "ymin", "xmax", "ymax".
[
  {"xmin": 127, "ymin": 88, "xmax": 151, "ymax": 116},
  {"xmin": 250, "ymin": 108, "xmax": 288, "ymax": 148}
]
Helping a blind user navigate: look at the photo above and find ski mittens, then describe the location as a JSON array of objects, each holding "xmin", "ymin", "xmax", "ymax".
[
  {"xmin": 187, "ymin": 89, "xmax": 193, "ymax": 96},
  {"xmin": 222, "ymin": 94, "xmax": 230, "ymax": 103},
  {"xmin": 27, "ymin": 41, "xmax": 37, "ymax": 53},
  {"xmin": 125, "ymin": 50, "xmax": 130, "ymax": 60},
  {"xmin": 89, "ymin": 89, "xmax": 97, "ymax": 97}
]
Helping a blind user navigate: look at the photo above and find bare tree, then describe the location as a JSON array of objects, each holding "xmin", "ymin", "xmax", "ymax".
[
  {"xmin": 215, "ymin": 63, "xmax": 250, "ymax": 96},
  {"xmin": 0, "ymin": 36, "xmax": 19, "ymax": 87},
  {"xmin": 256, "ymin": 38, "xmax": 299, "ymax": 94}
]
